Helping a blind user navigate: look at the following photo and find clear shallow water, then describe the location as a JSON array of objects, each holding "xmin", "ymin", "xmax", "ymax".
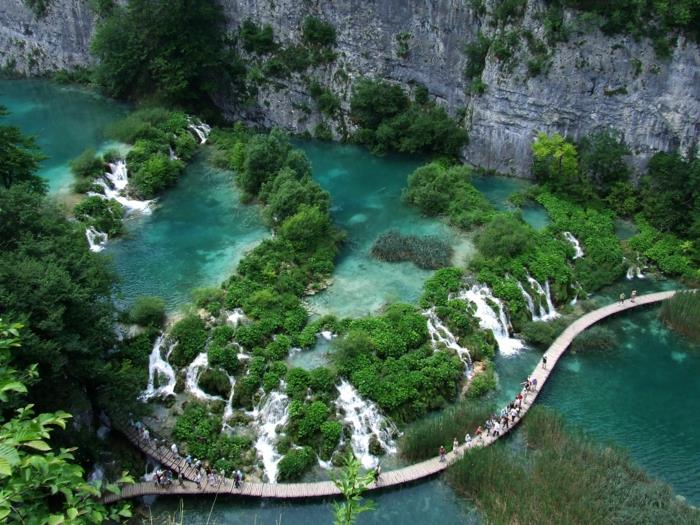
[
  {"xmin": 107, "ymin": 156, "xmax": 268, "ymax": 310},
  {"xmin": 149, "ymin": 478, "xmax": 479, "ymax": 525},
  {"xmin": 300, "ymin": 141, "xmax": 475, "ymax": 318},
  {"xmin": 0, "ymin": 79, "xmax": 127, "ymax": 194}
]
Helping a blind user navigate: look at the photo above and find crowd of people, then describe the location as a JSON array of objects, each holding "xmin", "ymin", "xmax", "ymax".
[
  {"xmin": 128, "ymin": 419, "xmax": 246, "ymax": 491},
  {"xmin": 439, "ymin": 375, "xmax": 539, "ymax": 462}
]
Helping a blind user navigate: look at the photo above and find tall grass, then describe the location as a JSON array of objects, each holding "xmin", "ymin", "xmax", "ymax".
[
  {"xmin": 399, "ymin": 400, "xmax": 493, "ymax": 461},
  {"xmin": 660, "ymin": 291, "xmax": 700, "ymax": 343},
  {"xmin": 446, "ymin": 407, "xmax": 699, "ymax": 524},
  {"xmin": 570, "ymin": 325, "xmax": 616, "ymax": 352}
]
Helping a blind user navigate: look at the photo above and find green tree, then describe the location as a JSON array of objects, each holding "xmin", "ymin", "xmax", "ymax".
[
  {"xmin": 129, "ymin": 296, "xmax": 166, "ymax": 327},
  {"xmin": 0, "ymin": 107, "xmax": 46, "ymax": 190},
  {"xmin": 475, "ymin": 214, "xmax": 533, "ymax": 258},
  {"xmin": 332, "ymin": 453, "xmax": 376, "ymax": 525},
  {"xmin": 578, "ymin": 130, "xmax": 630, "ymax": 196},
  {"xmin": 0, "ymin": 319, "xmax": 134, "ymax": 524},
  {"xmin": 532, "ymin": 132, "xmax": 583, "ymax": 193}
]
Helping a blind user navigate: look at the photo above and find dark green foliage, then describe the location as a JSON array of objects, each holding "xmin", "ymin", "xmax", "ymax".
[
  {"xmin": 277, "ymin": 446, "xmax": 315, "ymax": 481},
  {"xmin": 0, "ymin": 107, "xmax": 46, "ymax": 190},
  {"xmin": 466, "ymin": 360, "xmax": 496, "ymax": 398},
  {"xmin": 129, "ymin": 296, "xmax": 166, "ymax": 327},
  {"xmin": 130, "ymin": 153, "xmax": 183, "ymax": 199},
  {"xmin": 208, "ymin": 343, "xmax": 239, "ymax": 376},
  {"xmin": 403, "ymin": 162, "xmax": 494, "ymax": 229},
  {"xmin": 414, "ymin": 84, "xmax": 429, "ymax": 105},
  {"xmin": 350, "ymin": 79, "xmax": 467, "ymax": 156},
  {"xmin": 320, "ymin": 420, "xmax": 342, "ymax": 459},
  {"xmin": 73, "ymin": 196, "xmax": 124, "ymax": 236},
  {"xmin": 370, "ymin": 230, "xmax": 453, "ymax": 269},
  {"xmin": 475, "ymin": 214, "xmax": 533, "ymax": 259},
  {"xmin": 629, "ymin": 218, "xmax": 698, "ymax": 280},
  {"xmin": 240, "ymin": 20, "xmax": 277, "ymax": 54},
  {"xmin": 333, "ymin": 304, "xmax": 464, "ymax": 422},
  {"xmin": 169, "ymin": 315, "xmax": 207, "ymax": 367},
  {"xmin": 493, "ymin": 0, "xmax": 527, "ymax": 23},
  {"xmin": 301, "ymin": 16, "xmax": 337, "ymax": 48},
  {"xmin": 69, "ymin": 148, "xmax": 104, "ymax": 179},
  {"xmin": 491, "ymin": 31, "xmax": 519, "ymax": 65},
  {"xmin": 260, "ymin": 168, "xmax": 330, "ymax": 228},
  {"xmin": 464, "ymin": 32, "xmax": 491, "ymax": 81},
  {"xmin": 571, "ymin": 325, "xmax": 616, "ymax": 352},
  {"xmin": 173, "ymin": 402, "xmax": 253, "ymax": 471},
  {"xmin": 660, "ymin": 291, "xmax": 700, "ymax": 342},
  {"xmin": 400, "ymin": 399, "xmax": 493, "ymax": 461},
  {"xmin": 288, "ymin": 400, "xmax": 330, "ymax": 443},
  {"xmin": 91, "ymin": 0, "xmax": 236, "ymax": 108},
  {"xmin": 314, "ymin": 122, "xmax": 333, "ymax": 141},
  {"xmin": 446, "ymin": 407, "xmax": 699, "ymax": 523},
  {"xmin": 308, "ymin": 81, "xmax": 340, "ymax": 116},
  {"xmin": 521, "ymin": 318, "xmax": 569, "ymax": 347},
  {"xmin": 578, "ymin": 131, "xmax": 630, "ymax": 197},
  {"xmin": 23, "ymin": 0, "xmax": 52, "ymax": 17},
  {"xmin": 420, "ymin": 267, "xmax": 464, "ymax": 308},
  {"xmin": 198, "ymin": 368, "xmax": 232, "ymax": 398}
]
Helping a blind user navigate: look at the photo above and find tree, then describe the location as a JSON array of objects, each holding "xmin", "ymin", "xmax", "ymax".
[
  {"xmin": 475, "ymin": 214, "xmax": 533, "ymax": 258},
  {"xmin": 0, "ymin": 319, "xmax": 134, "ymax": 524},
  {"xmin": 531, "ymin": 132, "xmax": 587, "ymax": 197},
  {"xmin": 129, "ymin": 296, "xmax": 166, "ymax": 327},
  {"xmin": 332, "ymin": 453, "xmax": 376, "ymax": 525},
  {"xmin": 578, "ymin": 130, "xmax": 630, "ymax": 196},
  {"xmin": 0, "ymin": 107, "xmax": 46, "ymax": 190}
]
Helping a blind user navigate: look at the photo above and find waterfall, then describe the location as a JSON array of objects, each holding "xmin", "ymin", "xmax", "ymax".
[
  {"xmin": 518, "ymin": 276, "xmax": 559, "ymax": 321},
  {"xmin": 563, "ymin": 231, "xmax": 584, "ymax": 259},
  {"xmin": 185, "ymin": 353, "xmax": 222, "ymax": 402},
  {"xmin": 320, "ymin": 330, "xmax": 336, "ymax": 341},
  {"xmin": 187, "ymin": 118, "xmax": 212, "ymax": 144},
  {"xmin": 85, "ymin": 226, "xmax": 108, "ymax": 252},
  {"xmin": 251, "ymin": 388, "xmax": 290, "ymax": 483},
  {"xmin": 335, "ymin": 380, "xmax": 397, "ymax": 469},
  {"xmin": 140, "ymin": 335, "xmax": 177, "ymax": 401},
  {"xmin": 226, "ymin": 308, "xmax": 247, "ymax": 327},
  {"xmin": 424, "ymin": 308, "xmax": 472, "ymax": 372},
  {"xmin": 460, "ymin": 285, "xmax": 524, "ymax": 356},
  {"xmin": 87, "ymin": 160, "xmax": 155, "ymax": 214}
]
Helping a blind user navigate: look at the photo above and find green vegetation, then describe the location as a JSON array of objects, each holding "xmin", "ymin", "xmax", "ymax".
[
  {"xmin": 371, "ymin": 230, "xmax": 453, "ymax": 269},
  {"xmin": 350, "ymin": 79, "xmax": 467, "ymax": 156},
  {"xmin": 0, "ymin": 107, "xmax": 45, "ymax": 191},
  {"xmin": 169, "ymin": 315, "xmax": 207, "ymax": 367},
  {"xmin": 467, "ymin": 361, "xmax": 497, "ymax": 398},
  {"xmin": 475, "ymin": 214, "xmax": 532, "ymax": 259},
  {"xmin": 129, "ymin": 296, "xmax": 166, "ymax": 327},
  {"xmin": 403, "ymin": 162, "xmax": 494, "ymax": 229},
  {"xmin": 570, "ymin": 325, "xmax": 616, "ymax": 352},
  {"xmin": 302, "ymin": 16, "xmax": 337, "ymax": 48},
  {"xmin": 446, "ymin": 407, "xmax": 699, "ymax": 523},
  {"xmin": 198, "ymin": 368, "xmax": 232, "ymax": 398},
  {"xmin": 172, "ymin": 402, "xmax": 254, "ymax": 472},
  {"xmin": 91, "ymin": 0, "xmax": 240, "ymax": 109},
  {"xmin": 464, "ymin": 32, "xmax": 491, "ymax": 92},
  {"xmin": 400, "ymin": 399, "xmax": 493, "ymax": 461},
  {"xmin": 332, "ymin": 453, "xmax": 376, "ymax": 525},
  {"xmin": 240, "ymin": 20, "xmax": 276, "ymax": 54},
  {"xmin": 660, "ymin": 291, "xmax": 700, "ymax": 343},
  {"xmin": 0, "ymin": 320, "xmax": 134, "ymax": 524},
  {"xmin": 278, "ymin": 446, "xmax": 316, "ymax": 481},
  {"xmin": 22, "ymin": 0, "xmax": 52, "ymax": 17},
  {"xmin": 73, "ymin": 196, "xmax": 124, "ymax": 237}
]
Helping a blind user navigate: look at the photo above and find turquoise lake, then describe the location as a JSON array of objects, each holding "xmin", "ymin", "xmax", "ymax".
[{"xmin": 3, "ymin": 79, "xmax": 699, "ymax": 520}]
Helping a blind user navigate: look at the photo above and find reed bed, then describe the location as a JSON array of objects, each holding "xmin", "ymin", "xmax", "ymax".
[{"xmin": 660, "ymin": 290, "xmax": 700, "ymax": 343}]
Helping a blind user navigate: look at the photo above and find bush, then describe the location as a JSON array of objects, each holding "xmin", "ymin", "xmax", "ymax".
[
  {"xmin": 467, "ymin": 360, "xmax": 496, "ymax": 398},
  {"xmin": 521, "ymin": 318, "xmax": 567, "ymax": 347},
  {"xmin": 301, "ymin": 16, "xmax": 336, "ymax": 48},
  {"xmin": 464, "ymin": 32, "xmax": 491, "ymax": 80},
  {"xmin": 169, "ymin": 315, "xmax": 207, "ymax": 367},
  {"xmin": 73, "ymin": 196, "xmax": 124, "ymax": 236},
  {"xmin": 277, "ymin": 446, "xmax": 315, "ymax": 481},
  {"xmin": 129, "ymin": 296, "xmax": 166, "ymax": 327},
  {"xmin": 420, "ymin": 267, "xmax": 464, "ymax": 308},
  {"xmin": 371, "ymin": 229, "xmax": 453, "ymax": 269},
  {"xmin": 69, "ymin": 149, "xmax": 104, "ymax": 179},
  {"xmin": 130, "ymin": 153, "xmax": 183, "ymax": 199},
  {"xmin": 240, "ymin": 20, "xmax": 276, "ymax": 54},
  {"xmin": 571, "ymin": 325, "xmax": 616, "ymax": 352},
  {"xmin": 475, "ymin": 214, "xmax": 533, "ymax": 259},
  {"xmin": 208, "ymin": 343, "xmax": 239, "ymax": 375},
  {"xmin": 198, "ymin": 367, "xmax": 232, "ymax": 398},
  {"xmin": 320, "ymin": 420, "xmax": 342, "ymax": 459}
]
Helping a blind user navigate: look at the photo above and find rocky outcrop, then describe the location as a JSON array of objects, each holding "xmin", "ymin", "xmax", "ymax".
[
  {"xmin": 2, "ymin": 0, "xmax": 699, "ymax": 177},
  {"xmin": 0, "ymin": 0, "xmax": 95, "ymax": 74}
]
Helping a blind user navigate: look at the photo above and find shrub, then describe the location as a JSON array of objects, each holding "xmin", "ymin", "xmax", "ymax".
[
  {"xmin": 371, "ymin": 230, "xmax": 453, "ymax": 269},
  {"xmin": 129, "ymin": 296, "xmax": 166, "ymax": 327},
  {"xmin": 73, "ymin": 196, "xmax": 124, "ymax": 236},
  {"xmin": 169, "ymin": 315, "xmax": 207, "ymax": 367},
  {"xmin": 660, "ymin": 291, "xmax": 700, "ymax": 342},
  {"xmin": 420, "ymin": 267, "xmax": 464, "ymax": 308},
  {"xmin": 130, "ymin": 153, "xmax": 183, "ymax": 199},
  {"xmin": 464, "ymin": 32, "xmax": 491, "ymax": 80},
  {"xmin": 475, "ymin": 214, "xmax": 533, "ymax": 259},
  {"xmin": 301, "ymin": 16, "xmax": 336, "ymax": 48},
  {"xmin": 240, "ymin": 20, "xmax": 276, "ymax": 54},
  {"xmin": 521, "ymin": 319, "xmax": 567, "ymax": 347},
  {"xmin": 69, "ymin": 148, "xmax": 104, "ymax": 179},
  {"xmin": 198, "ymin": 367, "xmax": 232, "ymax": 398},
  {"xmin": 208, "ymin": 343, "xmax": 239, "ymax": 375},
  {"xmin": 277, "ymin": 446, "xmax": 315, "ymax": 481},
  {"xmin": 320, "ymin": 420, "xmax": 342, "ymax": 459},
  {"xmin": 571, "ymin": 325, "xmax": 616, "ymax": 352},
  {"xmin": 466, "ymin": 360, "xmax": 496, "ymax": 398}
]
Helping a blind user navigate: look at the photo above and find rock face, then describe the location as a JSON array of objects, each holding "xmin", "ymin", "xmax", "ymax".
[{"xmin": 3, "ymin": 0, "xmax": 699, "ymax": 177}]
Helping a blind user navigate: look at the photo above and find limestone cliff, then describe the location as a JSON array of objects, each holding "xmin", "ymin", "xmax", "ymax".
[{"xmin": 2, "ymin": 0, "xmax": 698, "ymax": 177}]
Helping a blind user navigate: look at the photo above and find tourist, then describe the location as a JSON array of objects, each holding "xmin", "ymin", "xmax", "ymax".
[
  {"xmin": 208, "ymin": 471, "xmax": 216, "ymax": 485},
  {"xmin": 374, "ymin": 464, "xmax": 382, "ymax": 483},
  {"xmin": 142, "ymin": 428, "xmax": 150, "ymax": 443},
  {"xmin": 542, "ymin": 355, "xmax": 548, "ymax": 370},
  {"xmin": 234, "ymin": 469, "xmax": 241, "ymax": 489},
  {"xmin": 464, "ymin": 433, "xmax": 472, "ymax": 447},
  {"xmin": 178, "ymin": 470, "xmax": 185, "ymax": 487},
  {"xmin": 220, "ymin": 468, "xmax": 226, "ymax": 485},
  {"xmin": 631, "ymin": 289, "xmax": 637, "ymax": 303},
  {"xmin": 531, "ymin": 377, "xmax": 538, "ymax": 391},
  {"xmin": 522, "ymin": 379, "xmax": 530, "ymax": 392},
  {"xmin": 185, "ymin": 454, "xmax": 193, "ymax": 466},
  {"xmin": 439, "ymin": 445, "xmax": 446, "ymax": 462},
  {"xmin": 195, "ymin": 458, "xmax": 202, "ymax": 470},
  {"xmin": 475, "ymin": 426, "xmax": 483, "ymax": 438},
  {"xmin": 619, "ymin": 292, "xmax": 626, "ymax": 304},
  {"xmin": 236, "ymin": 469, "xmax": 244, "ymax": 488},
  {"xmin": 453, "ymin": 437, "xmax": 459, "ymax": 454},
  {"xmin": 195, "ymin": 471, "xmax": 202, "ymax": 489},
  {"xmin": 170, "ymin": 442, "xmax": 178, "ymax": 456}
]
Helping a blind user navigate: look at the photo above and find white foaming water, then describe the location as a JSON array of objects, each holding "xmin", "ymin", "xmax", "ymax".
[
  {"xmin": 563, "ymin": 231, "xmax": 584, "ymax": 259},
  {"xmin": 626, "ymin": 265, "xmax": 646, "ymax": 280},
  {"xmin": 335, "ymin": 380, "xmax": 397, "ymax": 469},
  {"xmin": 460, "ymin": 285, "xmax": 524, "ymax": 356},
  {"xmin": 424, "ymin": 308, "xmax": 472, "ymax": 372},
  {"xmin": 251, "ymin": 388, "xmax": 290, "ymax": 483},
  {"xmin": 226, "ymin": 308, "xmax": 247, "ymax": 327},
  {"xmin": 188, "ymin": 118, "xmax": 212, "ymax": 144},
  {"xmin": 519, "ymin": 276, "xmax": 559, "ymax": 321},
  {"xmin": 87, "ymin": 160, "xmax": 155, "ymax": 214},
  {"xmin": 140, "ymin": 335, "xmax": 177, "ymax": 401},
  {"xmin": 85, "ymin": 226, "xmax": 108, "ymax": 252},
  {"xmin": 185, "ymin": 353, "xmax": 222, "ymax": 402},
  {"xmin": 320, "ymin": 330, "xmax": 335, "ymax": 341}
]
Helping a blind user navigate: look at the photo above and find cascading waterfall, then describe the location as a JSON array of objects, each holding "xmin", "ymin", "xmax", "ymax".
[
  {"xmin": 424, "ymin": 308, "xmax": 472, "ymax": 372},
  {"xmin": 88, "ymin": 160, "xmax": 155, "ymax": 214},
  {"xmin": 335, "ymin": 380, "xmax": 397, "ymax": 469},
  {"xmin": 460, "ymin": 285, "xmax": 524, "ymax": 356},
  {"xmin": 251, "ymin": 388, "xmax": 290, "ymax": 483},
  {"xmin": 563, "ymin": 231, "xmax": 584, "ymax": 259},
  {"xmin": 185, "ymin": 352, "xmax": 237, "ymax": 428},
  {"xmin": 226, "ymin": 308, "xmax": 247, "ymax": 327},
  {"xmin": 140, "ymin": 335, "xmax": 177, "ymax": 401},
  {"xmin": 187, "ymin": 117, "xmax": 212, "ymax": 144},
  {"xmin": 518, "ymin": 276, "xmax": 559, "ymax": 321},
  {"xmin": 85, "ymin": 226, "xmax": 108, "ymax": 252},
  {"xmin": 626, "ymin": 256, "xmax": 646, "ymax": 280}
]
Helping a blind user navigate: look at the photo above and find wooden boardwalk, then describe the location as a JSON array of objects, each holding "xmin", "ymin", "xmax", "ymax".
[{"xmin": 104, "ymin": 290, "xmax": 676, "ymax": 503}]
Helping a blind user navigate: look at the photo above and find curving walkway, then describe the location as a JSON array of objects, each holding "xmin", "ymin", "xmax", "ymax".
[{"xmin": 104, "ymin": 290, "xmax": 677, "ymax": 503}]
